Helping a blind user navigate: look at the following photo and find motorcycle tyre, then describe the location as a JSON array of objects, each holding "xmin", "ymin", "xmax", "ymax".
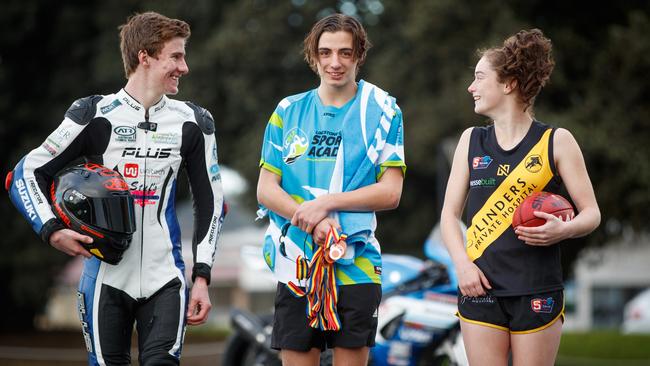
[
  {"xmin": 222, "ymin": 332, "xmax": 281, "ymax": 366},
  {"xmin": 418, "ymin": 340, "xmax": 461, "ymax": 366},
  {"xmin": 426, "ymin": 355, "xmax": 454, "ymax": 366},
  {"xmin": 222, "ymin": 332, "xmax": 250, "ymax": 366}
]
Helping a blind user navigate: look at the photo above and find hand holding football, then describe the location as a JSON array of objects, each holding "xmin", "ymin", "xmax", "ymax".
[{"xmin": 512, "ymin": 192, "xmax": 574, "ymax": 228}]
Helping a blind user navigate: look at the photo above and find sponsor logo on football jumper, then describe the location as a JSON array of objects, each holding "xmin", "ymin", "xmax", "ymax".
[
  {"xmin": 497, "ymin": 164, "xmax": 510, "ymax": 176},
  {"xmin": 472, "ymin": 156, "xmax": 493, "ymax": 169},
  {"xmin": 525, "ymin": 154, "xmax": 543, "ymax": 173},
  {"xmin": 470, "ymin": 178, "xmax": 497, "ymax": 187}
]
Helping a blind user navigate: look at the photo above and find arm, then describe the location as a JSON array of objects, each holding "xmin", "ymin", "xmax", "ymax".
[
  {"xmin": 186, "ymin": 277, "xmax": 211, "ymax": 325},
  {"xmin": 291, "ymin": 167, "xmax": 404, "ymax": 233},
  {"xmin": 7, "ymin": 97, "xmax": 102, "ymax": 256},
  {"xmin": 257, "ymin": 167, "xmax": 299, "ymax": 220},
  {"xmin": 183, "ymin": 104, "xmax": 225, "ymax": 324},
  {"xmin": 516, "ymin": 128, "xmax": 601, "ymax": 245},
  {"xmin": 256, "ymin": 166, "xmax": 343, "ymax": 245},
  {"xmin": 49, "ymin": 229, "xmax": 93, "ymax": 259},
  {"xmin": 256, "ymin": 104, "xmax": 302, "ymax": 220},
  {"xmin": 312, "ymin": 217, "xmax": 341, "ymax": 246},
  {"xmin": 292, "ymin": 107, "xmax": 406, "ymax": 233},
  {"xmin": 440, "ymin": 128, "xmax": 491, "ymax": 297}
]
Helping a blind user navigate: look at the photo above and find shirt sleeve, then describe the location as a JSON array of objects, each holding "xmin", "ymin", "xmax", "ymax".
[
  {"xmin": 259, "ymin": 104, "xmax": 285, "ymax": 177},
  {"xmin": 376, "ymin": 105, "xmax": 406, "ymax": 180}
]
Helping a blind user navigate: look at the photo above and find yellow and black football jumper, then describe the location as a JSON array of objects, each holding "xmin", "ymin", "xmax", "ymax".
[{"xmin": 465, "ymin": 120, "xmax": 564, "ymax": 296}]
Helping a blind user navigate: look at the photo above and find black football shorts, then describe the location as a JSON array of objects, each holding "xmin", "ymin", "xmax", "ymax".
[
  {"xmin": 271, "ymin": 282, "xmax": 381, "ymax": 351},
  {"xmin": 457, "ymin": 289, "xmax": 564, "ymax": 333}
]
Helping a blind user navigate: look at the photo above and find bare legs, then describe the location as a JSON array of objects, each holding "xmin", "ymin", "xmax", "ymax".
[
  {"xmin": 332, "ymin": 347, "xmax": 369, "ymax": 366},
  {"xmin": 280, "ymin": 347, "xmax": 369, "ymax": 366},
  {"xmin": 280, "ymin": 348, "xmax": 320, "ymax": 366},
  {"xmin": 461, "ymin": 319, "xmax": 562, "ymax": 366},
  {"xmin": 461, "ymin": 321, "xmax": 510, "ymax": 366},
  {"xmin": 511, "ymin": 320, "xmax": 562, "ymax": 366}
]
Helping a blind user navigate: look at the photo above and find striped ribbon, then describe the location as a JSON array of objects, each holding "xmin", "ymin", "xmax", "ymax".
[{"xmin": 286, "ymin": 227, "xmax": 347, "ymax": 331}]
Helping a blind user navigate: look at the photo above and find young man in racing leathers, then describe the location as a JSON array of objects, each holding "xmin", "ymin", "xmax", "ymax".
[{"xmin": 6, "ymin": 12, "xmax": 225, "ymax": 365}]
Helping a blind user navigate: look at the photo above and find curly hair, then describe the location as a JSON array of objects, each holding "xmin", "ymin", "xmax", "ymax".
[
  {"xmin": 118, "ymin": 12, "xmax": 191, "ymax": 78},
  {"xmin": 303, "ymin": 14, "xmax": 372, "ymax": 73},
  {"xmin": 481, "ymin": 29, "xmax": 555, "ymax": 111}
]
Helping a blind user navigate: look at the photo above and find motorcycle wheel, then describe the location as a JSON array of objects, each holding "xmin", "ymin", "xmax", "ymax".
[
  {"xmin": 222, "ymin": 332, "xmax": 282, "ymax": 366},
  {"xmin": 222, "ymin": 333, "xmax": 250, "ymax": 366},
  {"xmin": 418, "ymin": 341, "xmax": 461, "ymax": 366},
  {"xmin": 427, "ymin": 355, "xmax": 453, "ymax": 366}
]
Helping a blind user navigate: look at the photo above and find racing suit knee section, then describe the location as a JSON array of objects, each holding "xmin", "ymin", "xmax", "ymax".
[
  {"xmin": 97, "ymin": 283, "xmax": 137, "ymax": 366},
  {"xmin": 136, "ymin": 278, "xmax": 184, "ymax": 366}
]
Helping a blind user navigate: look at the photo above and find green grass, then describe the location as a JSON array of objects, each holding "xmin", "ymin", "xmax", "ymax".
[{"xmin": 557, "ymin": 331, "xmax": 650, "ymax": 366}]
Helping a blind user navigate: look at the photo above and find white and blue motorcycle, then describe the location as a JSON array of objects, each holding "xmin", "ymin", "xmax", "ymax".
[{"xmin": 370, "ymin": 223, "xmax": 468, "ymax": 366}]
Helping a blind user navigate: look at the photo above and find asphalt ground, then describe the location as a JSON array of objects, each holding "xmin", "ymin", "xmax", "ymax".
[{"xmin": 0, "ymin": 330, "xmax": 224, "ymax": 366}]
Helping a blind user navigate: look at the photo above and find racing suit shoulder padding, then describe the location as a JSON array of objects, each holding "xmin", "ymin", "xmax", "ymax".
[
  {"xmin": 185, "ymin": 102, "xmax": 215, "ymax": 135},
  {"xmin": 65, "ymin": 95, "xmax": 103, "ymax": 125}
]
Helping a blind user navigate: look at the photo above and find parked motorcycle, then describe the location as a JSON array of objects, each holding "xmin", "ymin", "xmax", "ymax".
[{"xmin": 222, "ymin": 223, "xmax": 468, "ymax": 366}]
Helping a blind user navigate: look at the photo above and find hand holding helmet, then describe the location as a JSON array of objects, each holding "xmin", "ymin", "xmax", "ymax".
[
  {"xmin": 49, "ymin": 228, "xmax": 93, "ymax": 259},
  {"xmin": 51, "ymin": 163, "xmax": 136, "ymax": 265}
]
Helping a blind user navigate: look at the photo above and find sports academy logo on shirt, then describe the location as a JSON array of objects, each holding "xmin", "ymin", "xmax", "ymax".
[
  {"xmin": 307, "ymin": 130, "xmax": 341, "ymax": 161},
  {"xmin": 282, "ymin": 127, "xmax": 309, "ymax": 165}
]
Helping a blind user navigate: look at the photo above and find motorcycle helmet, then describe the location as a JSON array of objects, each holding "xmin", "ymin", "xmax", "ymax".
[{"xmin": 51, "ymin": 163, "xmax": 136, "ymax": 265}]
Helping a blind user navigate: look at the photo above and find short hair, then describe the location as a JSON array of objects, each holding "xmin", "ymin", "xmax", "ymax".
[
  {"xmin": 303, "ymin": 14, "xmax": 372, "ymax": 73},
  {"xmin": 118, "ymin": 12, "xmax": 191, "ymax": 78},
  {"xmin": 480, "ymin": 29, "xmax": 555, "ymax": 111}
]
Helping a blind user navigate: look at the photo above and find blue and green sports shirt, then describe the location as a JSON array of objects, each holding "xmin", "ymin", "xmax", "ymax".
[{"xmin": 260, "ymin": 85, "xmax": 405, "ymax": 285}]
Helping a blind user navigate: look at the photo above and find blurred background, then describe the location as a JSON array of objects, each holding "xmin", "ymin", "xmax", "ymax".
[{"xmin": 1, "ymin": 0, "xmax": 649, "ymax": 365}]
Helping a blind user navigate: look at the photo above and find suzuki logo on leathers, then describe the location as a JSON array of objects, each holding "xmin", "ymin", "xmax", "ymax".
[
  {"xmin": 122, "ymin": 147, "xmax": 172, "ymax": 159},
  {"xmin": 15, "ymin": 179, "xmax": 37, "ymax": 221}
]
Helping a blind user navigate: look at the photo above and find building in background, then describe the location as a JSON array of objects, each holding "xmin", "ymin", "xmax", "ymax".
[{"xmin": 564, "ymin": 231, "xmax": 650, "ymax": 331}]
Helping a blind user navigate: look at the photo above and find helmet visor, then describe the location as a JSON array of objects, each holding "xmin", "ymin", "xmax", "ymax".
[{"xmin": 64, "ymin": 190, "xmax": 136, "ymax": 234}]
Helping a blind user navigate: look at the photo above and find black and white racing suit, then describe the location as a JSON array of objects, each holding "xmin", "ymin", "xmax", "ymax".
[{"xmin": 7, "ymin": 89, "xmax": 225, "ymax": 365}]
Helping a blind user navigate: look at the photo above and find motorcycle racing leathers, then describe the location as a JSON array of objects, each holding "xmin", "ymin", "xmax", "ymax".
[{"xmin": 7, "ymin": 89, "xmax": 225, "ymax": 365}]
